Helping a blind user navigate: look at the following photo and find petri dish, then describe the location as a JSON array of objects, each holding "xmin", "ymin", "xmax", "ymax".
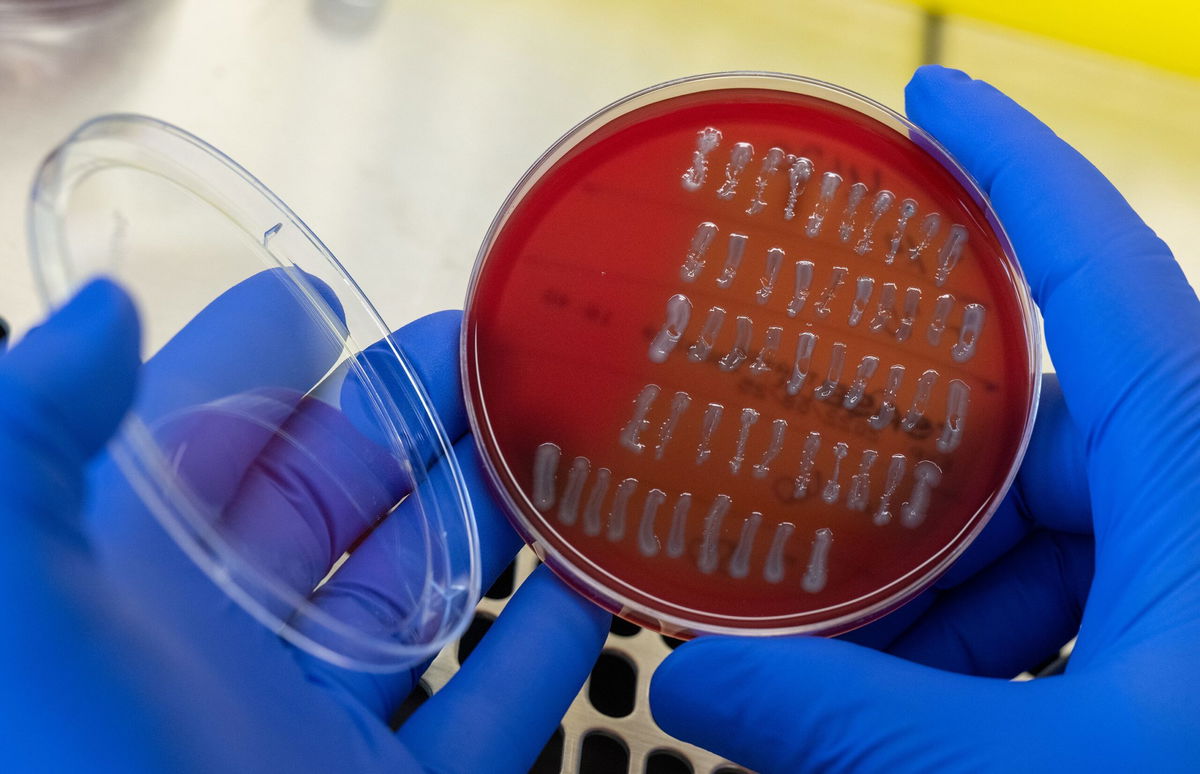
[
  {"xmin": 28, "ymin": 115, "xmax": 480, "ymax": 671},
  {"xmin": 463, "ymin": 73, "xmax": 1040, "ymax": 638}
]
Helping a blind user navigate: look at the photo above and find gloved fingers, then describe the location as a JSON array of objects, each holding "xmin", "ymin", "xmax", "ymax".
[
  {"xmin": 134, "ymin": 268, "xmax": 346, "ymax": 427},
  {"xmin": 395, "ymin": 565, "xmax": 609, "ymax": 774},
  {"xmin": 843, "ymin": 374, "xmax": 1089, "ymax": 650},
  {"xmin": 72, "ymin": 388, "xmax": 419, "ymax": 684},
  {"xmin": 905, "ymin": 66, "xmax": 1187, "ymax": 361},
  {"xmin": 131, "ymin": 271, "xmax": 462, "ymax": 524},
  {"xmin": 85, "ymin": 308, "xmax": 480, "ymax": 671},
  {"xmin": 0, "ymin": 278, "xmax": 139, "ymax": 523},
  {"xmin": 180, "ymin": 311, "xmax": 470, "ymax": 594},
  {"xmin": 905, "ymin": 67, "xmax": 1200, "ymax": 539},
  {"xmin": 935, "ymin": 372, "xmax": 1091, "ymax": 588},
  {"xmin": 840, "ymin": 499, "xmax": 1032, "ymax": 653},
  {"xmin": 139, "ymin": 268, "xmax": 465, "ymax": 454},
  {"xmin": 886, "ymin": 530, "xmax": 1093, "ymax": 677},
  {"xmin": 294, "ymin": 437, "xmax": 524, "ymax": 720},
  {"xmin": 335, "ymin": 309, "xmax": 468, "ymax": 479},
  {"xmin": 92, "ymin": 304, "xmax": 466, "ymax": 579},
  {"xmin": 651, "ymin": 634, "xmax": 1031, "ymax": 773},
  {"xmin": 355, "ymin": 309, "xmax": 469, "ymax": 443},
  {"xmin": 83, "ymin": 267, "xmax": 349, "ymax": 553},
  {"xmin": 836, "ymin": 585, "xmax": 936, "ymax": 649},
  {"xmin": 173, "ymin": 394, "xmax": 414, "ymax": 593}
]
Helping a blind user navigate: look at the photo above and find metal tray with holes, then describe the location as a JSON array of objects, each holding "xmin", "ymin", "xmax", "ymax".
[{"xmin": 396, "ymin": 546, "xmax": 1070, "ymax": 774}]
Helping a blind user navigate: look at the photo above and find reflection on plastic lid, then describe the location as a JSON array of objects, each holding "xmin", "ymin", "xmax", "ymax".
[
  {"xmin": 464, "ymin": 73, "xmax": 1040, "ymax": 638},
  {"xmin": 29, "ymin": 114, "xmax": 480, "ymax": 672}
]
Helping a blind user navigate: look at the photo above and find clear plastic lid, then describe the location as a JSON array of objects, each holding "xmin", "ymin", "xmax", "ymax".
[
  {"xmin": 463, "ymin": 73, "xmax": 1040, "ymax": 638},
  {"xmin": 29, "ymin": 115, "xmax": 480, "ymax": 672}
]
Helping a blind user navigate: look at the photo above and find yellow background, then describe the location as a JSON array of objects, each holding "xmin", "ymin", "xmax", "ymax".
[{"xmin": 902, "ymin": 0, "xmax": 1200, "ymax": 77}]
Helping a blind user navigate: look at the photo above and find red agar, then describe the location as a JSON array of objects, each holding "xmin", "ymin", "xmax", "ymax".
[{"xmin": 464, "ymin": 78, "xmax": 1038, "ymax": 637}]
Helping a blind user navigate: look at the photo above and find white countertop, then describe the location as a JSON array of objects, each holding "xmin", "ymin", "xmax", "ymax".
[{"xmin": 2, "ymin": 0, "xmax": 1196, "ymax": 344}]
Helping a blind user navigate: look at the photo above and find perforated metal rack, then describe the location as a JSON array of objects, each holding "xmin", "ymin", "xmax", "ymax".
[
  {"xmin": 398, "ymin": 546, "xmax": 1072, "ymax": 773},
  {"xmin": 395, "ymin": 547, "xmax": 750, "ymax": 774}
]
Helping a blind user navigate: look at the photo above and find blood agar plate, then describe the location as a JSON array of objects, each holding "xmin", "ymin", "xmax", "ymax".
[{"xmin": 464, "ymin": 73, "xmax": 1039, "ymax": 637}]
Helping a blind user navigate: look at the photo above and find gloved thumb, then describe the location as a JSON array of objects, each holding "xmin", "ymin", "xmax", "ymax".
[
  {"xmin": 0, "ymin": 278, "xmax": 140, "ymax": 521},
  {"xmin": 650, "ymin": 635, "xmax": 1030, "ymax": 773}
]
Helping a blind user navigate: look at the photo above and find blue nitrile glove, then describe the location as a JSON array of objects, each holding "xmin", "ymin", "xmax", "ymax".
[
  {"xmin": 650, "ymin": 65, "xmax": 1200, "ymax": 772},
  {"xmin": 0, "ymin": 273, "xmax": 608, "ymax": 773}
]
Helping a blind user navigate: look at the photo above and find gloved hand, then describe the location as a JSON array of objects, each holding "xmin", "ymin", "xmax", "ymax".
[
  {"xmin": 650, "ymin": 65, "xmax": 1200, "ymax": 772},
  {"xmin": 0, "ymin": 273, "xmax": 608, "ymax": 772}
]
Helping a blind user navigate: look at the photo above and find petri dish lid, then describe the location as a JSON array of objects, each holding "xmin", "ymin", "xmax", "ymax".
[
  {"xmin": 463, "ymin": 73, "xmax": 1040, "ymax": 638},
  {"xmin": 28, "ymin": 114, "xmax": 480, "ymax": 672}
]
